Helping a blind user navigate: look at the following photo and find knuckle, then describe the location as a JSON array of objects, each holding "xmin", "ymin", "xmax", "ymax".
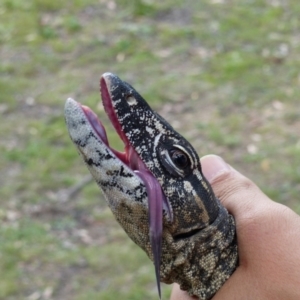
[{"xmin": 212, "ymin": 170, "xmax": 257, "ymax": 201}]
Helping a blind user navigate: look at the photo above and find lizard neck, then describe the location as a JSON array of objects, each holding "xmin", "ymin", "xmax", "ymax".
[{"xmin": 161, "ymin": 202, "xmax": 238, "ymax": 300}]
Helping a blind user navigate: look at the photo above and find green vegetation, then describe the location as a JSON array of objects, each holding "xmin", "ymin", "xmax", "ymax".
[{"xmin": 1, "ymin": 0, "xmax": 300, "ymax": 298}]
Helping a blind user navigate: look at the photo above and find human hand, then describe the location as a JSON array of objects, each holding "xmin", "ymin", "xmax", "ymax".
[{"xmin": 170, "ymin": 155, "xmax": 300, "ymax": 300}]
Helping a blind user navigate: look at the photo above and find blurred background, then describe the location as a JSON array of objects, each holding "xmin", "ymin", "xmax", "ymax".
[{"xmin": 1, "ymin": 0, "xmax": 300, "ymax": 299}]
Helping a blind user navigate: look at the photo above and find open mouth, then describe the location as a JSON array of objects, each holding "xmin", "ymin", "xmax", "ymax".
[{"xmin": 75, "ymin": 74, "xmax": 172, "ymax": 298}]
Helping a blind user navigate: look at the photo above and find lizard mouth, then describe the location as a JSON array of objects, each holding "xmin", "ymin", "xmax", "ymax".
[
  {"xmin": 80, "ymin": 102, "xmax": 168, "ymax": 226},
  {"xmin": 76, "ymin": 75, "xmax": 171, "ymax": 297},
  {"xmin": 81, "ymin": 104, "xmax": 157, "ymax": 183},
  {"xmin": 80, "ymin": 104, "xmax": 167, "ymax": 217}
]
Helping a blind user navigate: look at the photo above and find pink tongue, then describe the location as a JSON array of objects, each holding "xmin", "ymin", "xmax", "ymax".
[
  {"xmin": 128, "ymin": 145, "xmax": 174, "ymax": 300},
  {"xmin": 134, "ymin": 170, "xmax": 163, "ymax": 299},
  {"xmin": 81, "ymin": 103, "xmax": 164, "ymax": 299}
]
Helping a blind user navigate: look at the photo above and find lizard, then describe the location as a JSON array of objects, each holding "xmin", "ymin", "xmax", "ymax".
[{"xmin": 64, "ymin": 72, "xmax": 238, "ymax": 300}]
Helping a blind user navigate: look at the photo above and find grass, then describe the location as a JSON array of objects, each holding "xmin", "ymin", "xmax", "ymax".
[{"xmin": 1, "ymin": 0, "xmax": 300, "ymax": 298}]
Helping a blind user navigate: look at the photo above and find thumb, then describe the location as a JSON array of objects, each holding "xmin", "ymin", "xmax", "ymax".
[{"xmin": 200, "ymin": 155, "xmax": 271, "ymax": 218}]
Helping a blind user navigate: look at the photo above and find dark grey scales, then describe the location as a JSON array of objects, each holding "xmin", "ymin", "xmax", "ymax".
[{"xmin": 64, "ymin": 73, "xmax": 238, "ymax": 300}]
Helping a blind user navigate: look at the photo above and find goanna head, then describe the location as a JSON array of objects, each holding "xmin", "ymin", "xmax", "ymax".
[{"xmin": 64, "ymin": 73, "xmax": 226, "ymax": 298}]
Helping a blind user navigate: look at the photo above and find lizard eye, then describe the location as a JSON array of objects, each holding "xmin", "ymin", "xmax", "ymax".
[
  {"xmin": 169, "ymin": 149, "xmax": 189, "ymax": 169},
  {"xmin": 158, "ymin": 146, "xmax": 192, "ymax": 177}
]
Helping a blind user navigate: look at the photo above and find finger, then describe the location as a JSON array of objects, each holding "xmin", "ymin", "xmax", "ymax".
[
  {"xmin": 200, "ymin": 155, "xmax": 271, "ymax": 217},
  {"xmin": 170, "ymin": 283, "xmax": 198, "ymax": 300}
]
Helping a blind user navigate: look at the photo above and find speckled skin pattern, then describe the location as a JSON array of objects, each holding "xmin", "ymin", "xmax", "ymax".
[{"xmin": 64, "ymin": 73, "xmax": 238, "ymax": 300}]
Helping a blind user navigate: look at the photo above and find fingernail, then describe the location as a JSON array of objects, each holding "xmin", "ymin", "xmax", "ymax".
[{"xmin": 200, "ymin": 155, "xmax": 231, "ymax": 183}]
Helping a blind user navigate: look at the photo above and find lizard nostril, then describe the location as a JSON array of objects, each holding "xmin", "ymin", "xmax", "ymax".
[{"xmin": 125, "ymin": 93, "xmax": 137, "ymax": 105}]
